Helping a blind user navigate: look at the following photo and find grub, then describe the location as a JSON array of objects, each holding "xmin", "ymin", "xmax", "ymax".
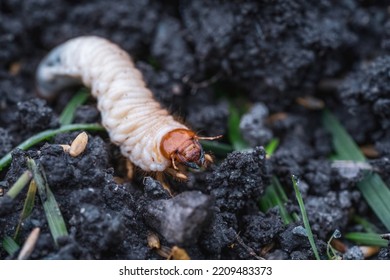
[{"xmin": 1, "ymin": 0, "xmax": 389, "ymax": 260}]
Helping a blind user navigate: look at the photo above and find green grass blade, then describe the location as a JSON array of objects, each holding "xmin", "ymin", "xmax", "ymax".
[
  {"xmin": 4, "ymin": 170, "xmax": 32, "ymax": 200},
  {"xmin": 2, "ymin": 236, "xmax": 20, "ymax": 255},
  {"xmin": 292, "ymin": 175, "xmax": 321, "ymax": 260},
  {"xmin": 345, "ymin": 232, "xmax": 388, "ymax": 247},
  {"xmin": 323, "ymin": 110, "xmax": 390, "ymax": 230},
  {"xmin": 200, "ymin": 140, "xmax": 233, "ymax": 157},
  {"xmin": 357, "ymin": 173, "xmax": 390, "ymax": 230},
  {"xmin": 0, "ymin": 123, "xmax": 105, "ymax": 171},
  {"xmin": 14, "ymin": 180, "xmax": 37, "ymax": 242},
  {"xmin": 59, "ymin": 89, "xmax": 89, "ymax": 126},
  {"xmin": 322, "ymin": 110, "xmax": 365, "ymax": 161},
  {"xmin": 27, "ymin": 158, "xmax": 68, "ymax": 245},
  {"xmin": 259, "ymin": 177, "xmax": 293, "ymax": 225},
  {"xmin": 272, "ymin": 176, "xmax": 288, "ymax": 202},
  {"xmin": 228, "ymin": 105, "xmax": 248, "ymax": 150},
  {"xmin": 352, "ymin": 215, "xmax": 379, "ymax": 234},
  {"xmin": 265, "ymin": 138, "xmax": 279, "ymax": 157}
]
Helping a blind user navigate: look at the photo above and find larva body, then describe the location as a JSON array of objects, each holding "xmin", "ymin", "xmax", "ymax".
[{"xmin": 37, "ymin": 36, "xmax": 214, "ymax": 174}]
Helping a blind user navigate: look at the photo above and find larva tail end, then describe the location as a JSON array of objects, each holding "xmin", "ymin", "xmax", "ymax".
[{"xmin": 36, "ymin": 44, "xmax": 81, "ymax": 99}]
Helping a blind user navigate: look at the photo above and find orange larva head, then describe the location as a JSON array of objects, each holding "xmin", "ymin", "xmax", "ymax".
[{"xmin": 160, "ymin": 129, "xmax": 205, "ymax": 170}]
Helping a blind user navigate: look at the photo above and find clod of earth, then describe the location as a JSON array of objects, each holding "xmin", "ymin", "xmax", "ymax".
[{"xmin": 143, "ymin": 191, "xmax": 213, "ymax": 246}]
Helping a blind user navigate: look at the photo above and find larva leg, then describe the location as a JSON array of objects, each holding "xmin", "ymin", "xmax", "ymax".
[
  {"xmin": 165, "ymin": 167, "xmax": 188, "ymax": 181},
  {"xmin": 126, "ymin": 159, "xmax": 135, "ymax": 180},
  {"xmin": 204, "ymin": 153, "xmax": 214, "ymax": 165},
  {"xmin": 155, "ymin": 172, "xmax": 173, "ymax": 197}
]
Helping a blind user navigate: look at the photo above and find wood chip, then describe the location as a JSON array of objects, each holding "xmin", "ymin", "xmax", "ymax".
[
  {"xmin": 69, "ymin": 132, "xmax": 88, "ymax": 157},
  {"xmin": 59, "ymin": 144, "xmax": 71, "ymax": 153},
  {"xmin": 147, "ymin": 232, "xmax": 161, "ymax": 249},
  {"xmin": 260, "ymin": 242, "xmax": 275, "ymax": 257},
  {"xmin": 330, "ymin": 239, "xmax": 347, "ymax": 253},
  {"xmin": 360, "ymin": 246, "xmax": 380, "ymax": 259},
  {"xmin": 9, "ymin": 62, "xmax": 21, "ymax": 76},
  {"xmin": 17, "ymin": 227, "xmax": 40, "ymax": 260},
  {"xmin": 360, "ymin": 144, "xmax": 380, "ymax": 158},
  {"xmin": 296, "ymin": 96, "xmax": 325, "ymax": 110},
  {"xmin": 266, "ymin": 112, "xmax": 288, "ymax": 125},
  {"xmin": 169, "ymin": 246, "xmax": 190, "ymax": 260}
]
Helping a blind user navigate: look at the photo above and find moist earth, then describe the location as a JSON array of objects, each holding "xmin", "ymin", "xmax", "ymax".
[{"xmin": 1, "ymin": 0, "xmax": 390, "ymax": 259}]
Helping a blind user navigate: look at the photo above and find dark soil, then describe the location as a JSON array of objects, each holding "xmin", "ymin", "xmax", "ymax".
[{"xmin": 1, "ymin": 0, "xmax": 390, "ymax": 260}]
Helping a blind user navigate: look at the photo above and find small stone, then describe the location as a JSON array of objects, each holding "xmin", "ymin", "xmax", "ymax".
[
  {"xmin": 144, "ymin": 191, "xmax": 213, "ymax": 245},
  {"xmin": 343, "ymin": 246, "xmax": 364, "ymax": 260}
]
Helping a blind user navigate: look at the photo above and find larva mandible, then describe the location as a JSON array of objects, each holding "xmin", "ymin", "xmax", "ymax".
[{"xmin": 36, "ymin": 36, "xmax": 219, "ymax": 179}]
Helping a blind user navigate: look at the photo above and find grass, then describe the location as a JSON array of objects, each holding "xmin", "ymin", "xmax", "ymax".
[
  {"xmin": 264, "ymin": 138, "xmax": 279, "ymax": 157},
  {"xmin": 4, "ymin": 170, "xmax": 32, "ymax": 199},
  {"xmin": 14, "ymin": 180, "xmax": 37, "ymax": 242},
  {"xmin": 292, "ymin": 175, "xmax": 321, "ymax": 260},
  {"xmin": 2, "ymin": 236, "xmax": 20, "ymax": 255},
  {"xmin": 323, "ymin": 110, "xmax": 390, "ymax": 231},
  {"xmin": 59, "ymin": 89, "xmax": 89, "ymax": 126},
  {"xmin": 344, "ymin": 232, "xmax": 388, "ymax": 247},
  {"xmin": 200, "ymin": 140, "xmax": 233, "ymax": 157},
  {"xmin": 259, "ymin": 138, "xmax": 296, "ymax": 225},
  {"xmin": 27, "ymin": 158, "xmax": 68, "ymax": 245},
  {"xmin": 352, "ymin": 215, "xmax": 379, "ymax": 234},
  {"xmin": 228, "ymin": 105, "xmax": 249, "ymax": 150},
  {"xmin": 259, "ymin": 177, "xmax": 293, "ymax": 225}
]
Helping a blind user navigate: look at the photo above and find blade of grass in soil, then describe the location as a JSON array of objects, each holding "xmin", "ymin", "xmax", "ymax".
[
  {"xmin": 59, "ymin": 89, "xmax": 89, "ymax": 126},
  {"xmin": 352, "ymin": 215, "xmax": 379, "ymax": 234},
  {"xmin": 259, "ymin": 177, "xmax": 293, "ymax": 225},
  {"xmin": 200, "ymin": 140, "xmax": 234, "ymax": 157},
  {"xmin": 27, "ymin": 158, "xmax": 68, "ymax": 245},
  {"xmin": 4, "ymin": 170, "xmax": 32, "ymax": 200},
  {"xmin": 345, "ymin": 232, "xmax": 388, "ymax": 247},
  {"xmin": 265, "ymin": 138, "xmax": 279, "ymax": 157},
  {"xmin": 2, "ymin": 235, "xmax": 20, "ymax": 255},
  {"xmin": 14, "ymin": 180, "xmax": 37, "ymax": 242},
  {"xmin": 228, "ymin": 105, "xmax": 248, "ymax": 150},
  {"xmin": 323, "ymin": 110, "xmax": 390, "ymax": 231},
  {"xmin": 292, "ymin": 175, "xmax": 321, "ymax": 260}
]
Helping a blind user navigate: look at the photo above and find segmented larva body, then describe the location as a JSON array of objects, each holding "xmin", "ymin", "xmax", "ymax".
[{"xmin": 37, "ymin": 36, "xmax": 216, "ymax": 174}]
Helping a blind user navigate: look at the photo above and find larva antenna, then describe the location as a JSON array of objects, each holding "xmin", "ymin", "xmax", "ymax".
[{"xmin": 196, "ymin": 135, "xmax": 223, "ymax": 141}]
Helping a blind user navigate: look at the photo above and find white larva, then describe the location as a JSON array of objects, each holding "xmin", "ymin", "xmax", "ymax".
[{"xmin": 37, "ymin": 36, "xmax": 218, "ymax": 176}]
